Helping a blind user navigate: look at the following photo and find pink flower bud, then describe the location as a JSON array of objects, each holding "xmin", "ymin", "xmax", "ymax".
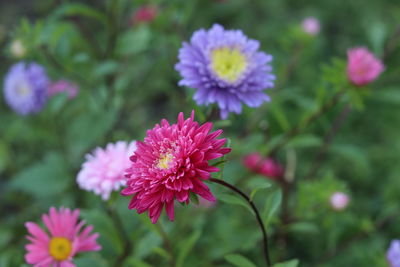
[
  {"xmin": 131, "ymin": 5, "xmax": 158, "ymax": 25},
  {"xmin": 243, "ymin": 153, "xmax": 284, "ymax": 180},
  {"xmin": 48, "ymin": 80, "xmax": 78, "ymax": 99},
  {"xmin": 301, "ymin": 17, "xmax": 320, "ymax": 35},
  {"xmin": 347, "ymin": 47, "xmax": 384, "ymax": 86},
  {"xmin": 330, "ymin": 192, "xmax": 350, "ymax": 210}
]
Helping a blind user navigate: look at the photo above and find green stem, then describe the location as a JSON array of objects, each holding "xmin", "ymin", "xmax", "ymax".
[
  {"xmin": 155, "ymin": 223, "xmax": 177, "ymax": 267},
  {"xmin": 268, "ymin": 91, "xmax": 344, "ymax": 156},
  {"xmin": 210, "ymin": 178, "xmax": 272, "ymax": 266}
]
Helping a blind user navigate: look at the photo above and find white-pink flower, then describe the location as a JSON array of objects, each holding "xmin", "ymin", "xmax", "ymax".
[
  {"xmin": 330, "ymin": 192, "xmax": 350, "ymax": 211},
  {"xmin": 301, "ymin": 17, "xmax": 320, "ymax": 35},
  {"xmin": 77, "ymin": 141, "xmax": 136, "ymax": 200}
]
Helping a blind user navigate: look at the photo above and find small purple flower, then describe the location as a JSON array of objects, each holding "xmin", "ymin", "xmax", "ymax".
[
  {"xmin": 3, "ymin": 62, "xmax": 49, "ymax": 115},
  {"xmin": 175, "ymin": 24, "xmax": 275, "ymax": 119},
  {"xmin": 387, "ymin": 240, "xmax": 400, "ymax": 267}
]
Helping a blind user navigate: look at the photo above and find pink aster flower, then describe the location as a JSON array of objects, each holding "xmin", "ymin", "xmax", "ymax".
[
  {"xmin": 243, "ymin": 153, "xmax": 284, "ymax": 180},
  {"xmin": 24, "ymin": 207, "xmax": 101, "ymax": 267},
  {"xmin": 48, "ymin": 80, "xmax": 78, "ymax": 99},
  {"xmin": 330, "ymin": 192, "xmax": 350, "ymax": 211},
  {"xmin": 122, "ymin": 111, "xmax": 231, "ymax": 223},
  {"xmin": 301, "ymin": 17, "xmax": 320, "ymax": 35},
  {"xmin": 77, "ymin": 141, "xmax": 136, "ymax": 200},
  {"xmin": 347, "ymin": 47, "xmax": 384, "ymax": 86}
]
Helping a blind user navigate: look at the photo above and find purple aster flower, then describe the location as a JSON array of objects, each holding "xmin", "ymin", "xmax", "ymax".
[
  {"xmin": 387, "ymin": 240, "xmax": 400, "ymax": 267},
  {"xmin": 3, "ymin": 62, "xmax": 49, "ymax": 115},
  {"xmin": 175, "ymin": 24, "xmax": 275, "ymax": 119}
]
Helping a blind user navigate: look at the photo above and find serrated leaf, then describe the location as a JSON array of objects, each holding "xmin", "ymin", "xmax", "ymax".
[{"xmin": 225, "ymin": 254, "xmax": 257, "ymax": 267}]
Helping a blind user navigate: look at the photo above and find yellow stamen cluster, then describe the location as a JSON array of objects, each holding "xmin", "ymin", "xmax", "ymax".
[{"xmin": 211, "ymin": 47, "xmax": 247, "ymax": 83}]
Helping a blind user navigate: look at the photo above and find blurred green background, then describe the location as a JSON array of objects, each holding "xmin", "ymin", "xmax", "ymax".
[{"xmin": 1, "ymin": 0, "xmax": 400, "ymax": 266}]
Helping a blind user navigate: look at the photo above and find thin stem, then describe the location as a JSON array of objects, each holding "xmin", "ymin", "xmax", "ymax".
[
  {"xmin": 210, "ymin": 178, "xmax": 272, "ymax": 266},
  {"xmin": 155, "ymin": 223, "xmax": 177, "ymax": 267},
  {"xmin": 267, "ymin": 91, "xmax": 344, "ymax": 156},
  {"xmin": 102, "ymin": 203, "xmax": 133, "ymax": 267},
  {"xmin": 305, "ymin": 104, "xmax": 351, "ymax": 179}
]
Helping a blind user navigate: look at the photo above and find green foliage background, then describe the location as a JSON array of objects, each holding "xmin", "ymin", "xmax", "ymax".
[{"xmin": 1, "ymin": 0, "xmax": 400, "ymax": 266}]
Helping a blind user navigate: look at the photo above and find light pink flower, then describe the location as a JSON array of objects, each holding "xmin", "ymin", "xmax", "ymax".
[
  {"xmin": 77, "ymin": 141, "xmax": 137, "ymax": 200},
  {"xmin": 347, "ymin": 47, "xmax": 384, "ymax": 86},
  {"xmin": 24, "ymin": 207, "xmax": 101, "ymax": 267},
  {"xmin": 122, "ymin": 111, "xmax": 231, "ymax": 223},
  {"xmin": 301, "ymin": 17, "xmax": 320, "ymax": 35},
  {"xmin": 330, "ymin": 192, "xmax": 350, "ymax": 210},
  {"xmin": 48, "ymin": 80, "xmax": 78, "ymax": 99},
  {"xmin": 243, "ymin": 153, "xmax": 284, "ymax": 180}
]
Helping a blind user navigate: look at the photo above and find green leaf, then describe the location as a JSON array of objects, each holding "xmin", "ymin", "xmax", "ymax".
[
  {"xmin": 273, "ymin": 259, "xmax": 299, "ymax": 267},
  {"xmin": 116, "ymin": 26, "xmax": 151, "ymax": 56},
  {"xmin": 287, "ymin": 134, "xmax": 322, "ymax": 149},
  {"xmin": 249, "ymin": 180, "xmax": 272, "ymax": 201},
  {"xmin": 80, "ymin": 209, "xmax": 124, "ymax": 255},
  {"xmin": 9, "ymin": 153, "xmax": 70, "ymax": 197},
  {"xmin": 287, "ymin": 222, "xmax": 319, "ymax": 234},
  {"xmin": 189, "ymin": 191, "xmax": 199, "ymax": 205},
  {"xmin": 134, "ymin": 231, "xmax": 162, "ymax": 259},
  {"xmin": 51, "ymin": 3, "xmax": 107, "ymax": 25},
  {"xmin": 262, "ymin": 189, "xmax": 282, "ymax": 226},
  {"xmin": 218, "ymin": 193, "xmax": 253, "ymax": 214},
  {"xmin": 176, "ymin": 230, "xmax": 201, "ymax": 267},
  {"xmin": 225, "ymin": 254, "xmax": 257, "ymax": 267}
]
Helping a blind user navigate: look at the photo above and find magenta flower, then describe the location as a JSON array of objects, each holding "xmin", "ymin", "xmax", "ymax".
[
  {"xmin": 131, "ymin": 5, "xmax": 158, "ymax": 25},
  {"xmin": 122, "ymin": 111, "xmax": 231, "ymax": 223},
  {"xmin": 24, "ymin": 207, "xmax": 101, "ymax": 267},
  {"xmin": 347, "ymin": 47, "xmax": 384, "ymax": 86},
  {"xmin": 301, "ymin": 17, "xmax": 320, "ymax": 35},
  {"xmin": 77, "ymin": 141, "xmax": 137, "ymax": 200},
  {"xmin": 330, "ymin": 192, "xmax": 350, "ymax": 210},
  {"xmin": 243, "ymin": 153, "xmax": 284, "ymax": 180}
]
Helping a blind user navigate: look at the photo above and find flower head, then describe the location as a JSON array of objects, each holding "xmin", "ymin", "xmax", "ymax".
[
  {"xmin": 175, "ymin": 24, "xmax": 275, "ymax": 119},
  {"xmin": 77, "ymin": 141, "xmax": 136, "ymax": 200},
  {"xmin": 131, "ymin": 5, "xmax": 158, "ymax": 25},
  {"xmin": 243, "ymin": 153, "xmax": 284, "ymax": 179},
  {"xmin": 3, "ymin": 62, "xmax": 49, "ymax": 115},
  {"xmin": 25, "ymin": 207, "xmax": 101, "ymax": 267},
  {"xmin": 301, "ymin": 17, "xmax": 320, "ymax": 35},
  {"xmin": 10, "ymin": 39, "xmax": 27, "ymax": 58},
  {"xmin": 347, "ymin": 47, "xmax": 384, "ymax": 86},
  {"xmin": 48, "ymin": 80, "xmax": 79, "ymax": 99},
  {"xmin": 387, "ymin": 240, "xmax": 400, "ymax": 267},
  {"xmin": 330, "ymin": 191, "xmax": 350, "ymax": 210},
  {"xmin": 122, "ymin": 111, "xmax": 231, "ymax": 223}
]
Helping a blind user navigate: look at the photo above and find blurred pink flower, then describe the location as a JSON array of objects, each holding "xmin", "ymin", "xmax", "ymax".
[
  {"xmin": 122, "ymin": 111, "xmax": 231, "ymax": 223},
  {"xmin": 25, "ymin": 207, "xmax": 101, "ymax": 267},
  {"xmin": 243, "ymin": 153, "xmax": 284, "ymax": 180},
  {"xmin": 347, "ymin": 47, "xmax": 384, "ymax": 86},
  {"xmin": 48, "ymin": 80, "xmax": 78, "ymax": 99},
  {"xmin": 77, "ymin": 141, "xmax": 137, "ymax": 200},
  {"xmin": 301, "ymin": 17, "xmax": 320, "ymax": 35},
  {"xmin": 330, "ymin": 192, "xmax": 350, "ymax": 210},
  {"xmin": 131, "ymin": 5, "xmax": 158, "ymax": 25}
]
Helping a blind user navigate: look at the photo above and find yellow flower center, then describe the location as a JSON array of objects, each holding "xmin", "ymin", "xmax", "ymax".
[
  {"xmin": 17, "ymin": 83, "xmax": 31, "ymax": 96},
  {"xmin": 49, "ymin": 237, "xmax": 72, "ymax": 261},
  {"xmin": 210, "ymin": 47, "xmax": 247, "ymax": 83},
  {"xmin": 157, "ymin": 153, "xmax": 174, "ymax": 170}
]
